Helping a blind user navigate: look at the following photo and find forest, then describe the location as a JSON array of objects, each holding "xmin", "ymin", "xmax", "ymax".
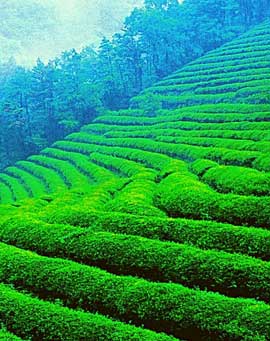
[{"xmin": 0, "ymin": 0, "xmax": 269, "ymax": 169}]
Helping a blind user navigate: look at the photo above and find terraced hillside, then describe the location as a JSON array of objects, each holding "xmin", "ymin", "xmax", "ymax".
[{"xmin": 0, "ymin": 20, "xmax": 270, "ymax": 341}]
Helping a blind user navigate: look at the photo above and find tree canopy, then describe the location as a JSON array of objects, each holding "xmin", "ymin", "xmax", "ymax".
[{"xmin": 0, "ymin": 0, "xmax": 269, "ymax": 169}]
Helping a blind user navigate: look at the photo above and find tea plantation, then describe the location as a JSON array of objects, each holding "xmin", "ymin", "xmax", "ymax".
[{"xmin": 0, "ymin": 20, "xmax": 270, "ymax": 340}]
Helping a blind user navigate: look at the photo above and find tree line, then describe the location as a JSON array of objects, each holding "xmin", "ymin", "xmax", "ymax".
[{"xmin": 0, "ymin": 0, "xmax": 269, "ymax": 169}]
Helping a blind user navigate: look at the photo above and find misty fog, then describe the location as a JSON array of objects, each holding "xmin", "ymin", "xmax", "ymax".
[{"xmin": 0, "ymin": 0, "xmax": 143, "ymax": 65}]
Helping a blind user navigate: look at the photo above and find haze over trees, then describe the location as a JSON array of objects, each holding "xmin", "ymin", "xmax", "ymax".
[
  {"xmin": 0, "ymin": 0, "xmax": 143, "ymax": 65},
  {"xmin": 0, "ymin": 0, "xmax": 269, "ymax": 169}
]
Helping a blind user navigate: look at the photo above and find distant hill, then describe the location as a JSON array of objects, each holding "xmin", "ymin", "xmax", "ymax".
[{"xmin": 0, "ymin": 0, "xmax": 143, "ymax": 66}]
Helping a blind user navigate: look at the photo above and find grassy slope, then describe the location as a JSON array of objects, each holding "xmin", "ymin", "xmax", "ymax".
[{"xmin": 0, "ymin": 20, "xmax": 270, "ymax": 340}]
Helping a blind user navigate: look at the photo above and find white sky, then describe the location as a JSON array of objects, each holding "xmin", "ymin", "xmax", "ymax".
[{"xmin": 2, "ymin": 0, "xmax": 144, "ymax": 65}]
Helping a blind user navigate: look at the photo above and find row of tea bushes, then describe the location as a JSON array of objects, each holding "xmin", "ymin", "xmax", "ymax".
[
  {"xmin": 0, "ymin": 243, "xmax": 270, "ymax": 340},
  {"xmin": 0, "ymin": 283, "xmax": 173, "ymax": 341},
  {"xmin": 156, "ymin": 172, "xmax": 270, "ymax": 227},
  {"xmin": 1, "ymin": 220, "xmax": 270, "ymax": 301},
  {"xmin": 2, "ymin": 212, "xmax": 270, "ymax": 260}
]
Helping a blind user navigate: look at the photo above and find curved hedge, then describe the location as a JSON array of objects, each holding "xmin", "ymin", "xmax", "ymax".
[
  {"xmin": 157, "ymin": 135, "xmax": 270, "ymax": 153},
  {"xmin": 0, "ymin": 174, "xmax": 29, "ymax": 201},
  {"xmin": 202, "ymin": 165, "xmax": 270, "ymax": 196},
  {"xmin": 2, "ymin": 212, "xmax": 270, "ymax": 261},
  {"xmin": 0, "ymin": 330, "xmax": 22, "ymax": 340},
  {"xmin": 104, "ymin": 178, "xmax": 165, "ymax": 217},
  {"xmin": 42, "ymin": 147, "xmax": 117, "ymax": 183},
  {"xmin": 1, "ymin": 244, "xmax": 270, "ymax": 340},
  {"xmin": 156, "ymin": 173, "xmax": 270, "ymax": 227},
  {"xmin": 0, "ymin": 182, "xmax": 14, "ymax": 204},
  {"xmin": 6, "ymin": 166, "xmax": 47, "ymax": 198},
  {"xmin": 16, "ymin": 160, "xmax": 66, "ymax": 193},
  {"xmin": 1, "ymin": 220, "xmax": 270, "ymax": 301},
  {"xmin": 65, "ymin": 134, "xmax": 270, "ymax": 171},
  {"xmin": 29, "ymin": 154, "xmax": 91, "ymax": 189},
  {"xmin": 0, "ymin": 284, "xmax": 174, "ymax": 341}
]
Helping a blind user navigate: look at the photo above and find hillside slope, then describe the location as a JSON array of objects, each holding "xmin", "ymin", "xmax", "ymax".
[{"xmin": 0, "ymin": 20, "xmax": 270, "ymax": 340}]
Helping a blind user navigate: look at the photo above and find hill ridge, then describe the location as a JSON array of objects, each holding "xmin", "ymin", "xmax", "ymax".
[{"xmin": 0, "ymin": 19, "xmax": 270, "ymax": 341}]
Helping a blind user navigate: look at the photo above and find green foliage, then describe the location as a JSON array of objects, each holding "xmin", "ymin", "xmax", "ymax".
[
  {"xmin": 0, "ymin": 243, "xmax": 270, "ymax": 340},
  {"xmin": 16, "ymin": 160, "xmax": 66, "ymax": 194},
  {"xmin": 1, "ymin": 1, "xmax": 269, "ymax": 167},
  {"xmin": 64, "ymin": 133, "xmax": 270, "ymax": 172},
  {"xmin": 133, "ymin": 92, "xmax": 162, "ymax": 116},
  {"xmin": 0, "ymin": 329, "xmax": 22, "ymax": 340},
  {"xmin": 0, "ymin": 283, "xmax": 174, "ymax": 341},
  {"xmin": 28, "ymin": 154, "xmax": 91, "ymax": 190},
  {"xmin": 4, "ymin": 223, "xmax": 270, "ymax": 300},
  {"xmin": 43, "ymin": 209, "xmax": 270, "ymax": 260},
  {"xmin": 156, "ymin": 172, "xmax": 270, "ymax": 227},
  {"xmin": 0, "ymin": 13, "xmax": 270, "ymax": 341},
  {"xmin": 189, "ymin": 159, "xmax": 219, "ymax": 176},
  {"xmin": 202, "ymin": 165, "xmax": 270, "ymax": 195}
]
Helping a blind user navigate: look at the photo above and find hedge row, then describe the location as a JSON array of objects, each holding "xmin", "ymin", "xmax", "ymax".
[
  {"xmin": 189, "ymin": 159, "xmax": 219, "ymax": 176},
  {"xmin": 206, "ymin": 44, "xmax": 270, "ymax": 60},
  {"xmin": 89, "ymin": 152, "xmax": 157, "ymax": 180},
  {"xmin": 188, "ymin": 51, "xmax": 269, "ymax": 71},
  {"xmin": 6, "ymin": 166, "xmax": 47, "ymax": 198},
  {"xmin": 1, "ymin": 244, "xmax": 270, "ymax": 340},
  {"xmin": 117, "ymin": 137, "xmax": 269, "ymax": 171},
  {"xmin": 156, "ymin": 172, "xmax": 270, "ymax": 227},
  {"xmin": 54, "ymin": 140, "xmax": 187, "ymax": 175},
  {"xmin": 0, "ymin": 174, "xmax": 29, "ymax": 202},
  {"xmin": 29, "ymin": 154, "xmax": 91, "ymax": 189},
  {"xmin": 218, "ymin": 31, "xmax": 270, "ymax": 48},
  {"xmin": 179, "ymin": 55, "xmax": 270, "ymax": 74},
  {"xmin": 161, "ymin": 103, "xmax": 270, "ymax": 115},
  {"xmin": 254, "ymin": 154, "xmax": 270, "ymax": 172},
  {"xmin": 153, "ymin": 72, "xmax": 270, "ymax": 91},
  {"xmin": 41, "ymin": 147, "xmax": 117, "ymax": 183},
  {"xmin": 156, "ymin": 135, "xmax": 270, "ymax": 153},
  {"xmin": 160, "ymin": 67, "xmax": 270, "ymax": 87},
  {"xmin": 236, "ymin": 84, "xmax": 270, "ymax": 98},
  {"xmin": 16, "ymin": 160, "xmax": 66, "ymax": 193},
  {"xmin": 49, "ymin": 139, "xmax": 270, "ymax": 227},
  {"xmin": 85, "ymin": 144, "xmax": 175, "ymax": 182},
  {"xmin": 158, "ymin": 73, "xmax": 269, "ymax": 91},
  {"xmin": 162, "ymin": 61, "xmax": 270, "ymax": 80},
  {"xmin": 3, "ymin": 208, "xmax": 270, "ymax": 260},
  {"xmin": 193, "ymin": 47, "xmax": 270, "ymax": 65},
  {"xmin": 168, "ymin": 59, "xmax": 270, "ymax": 81},
  {"xmin": 104, "ymin": 177, "xmax": 165, "ymax": 217},
  {"xmin": 196, "ymin": 81, "xmax": 270, "ymax": 96},
  {"xmin": 82, "ymin": 118, "xmax": 270, "ymax": 134},
  {"xmin": 0, "ymin": 284, "xmax": 174, "ymax": 341},
  {"xmin": 1, "ymin": 219, "xmax": 270, "ymax": 301},
  {"xmin": 84, "ymin": 119, "xmax": 270, "ymax": 136},
  {"xmin": 105, "ymin": 127, "xmax": 269, "ymax": 142},
  {"xmin": 0, "ymin": 182, "xmax": 14, "ymax": 204},
  {"xmin": 95, "ymin": 110, "xmax": 270, "ymax": 126},
  {"xmin": 132, "ymin": 92, "xmax": 237, "ymax": 109},
  {"xmin": 0, "ymin": 330, "xmax": 22, "ymax": 341},
  {"xmin": 38, "ymin": 179, "xmax": 125, "ymax": 217},
  {"xmin": 202, "ymin": 165, "xmax": 270, "ymax": 196},
  {"xmin": 186, "ymin": 54, "xmax": 270, "ymax": 72},
  {"xmin": 4, "ymin": 169, "xmax": 34, "ymax": 198},
  {"xmin": 66, "ymin": 134, "xmax": 270, "ymax": 171},
  {"xmin": 147, "ymin": 79, "xmax": 270, "ymax": 97},
  {"xmin": 105, "ymin": 108, "xmax": 146, "ymax": 117},
  {"xmin": 150, "ymin": 118, "xmax": 270, "ymax": 132}
]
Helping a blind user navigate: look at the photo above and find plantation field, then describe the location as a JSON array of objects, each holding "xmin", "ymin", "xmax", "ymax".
[{"xmin": 0, "ymin": 20, "xmax": 270, "ymax": 340}]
